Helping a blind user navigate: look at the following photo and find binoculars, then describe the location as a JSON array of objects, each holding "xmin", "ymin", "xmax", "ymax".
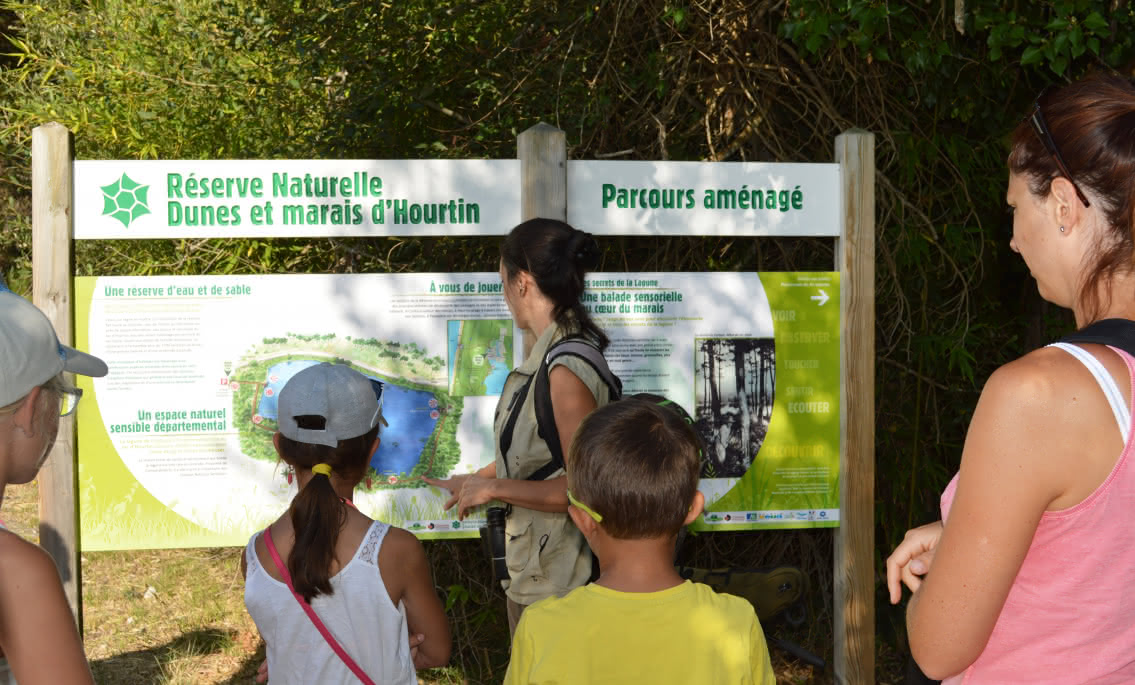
[{"xmin": 480, "ymin": 506, "xmax": 509, "ymax": 583}]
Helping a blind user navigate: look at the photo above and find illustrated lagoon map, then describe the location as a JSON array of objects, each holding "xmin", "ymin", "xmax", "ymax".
[{"xmin": 230, "ymin": 321, "xmax": 511, "ymax": 491}]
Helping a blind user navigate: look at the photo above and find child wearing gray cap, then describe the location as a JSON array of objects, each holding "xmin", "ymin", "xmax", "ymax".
[
  {"xmin": 241, "ymin": 363, "xmax": 450, "ymax": 685},
  {"xmin": 0, "ymin": 283, "xmax": 106, "ymax": 684}
]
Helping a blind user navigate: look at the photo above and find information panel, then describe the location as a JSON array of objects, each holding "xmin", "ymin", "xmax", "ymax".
[{"xmin": 75, "ymin": 271, "xmax": 838, "ymax": 549}]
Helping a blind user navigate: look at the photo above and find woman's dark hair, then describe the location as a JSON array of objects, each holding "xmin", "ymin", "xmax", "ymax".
[
  {"xmin": 500, "ymin": 218, "xmax": 608, "ymax": 349},
  {"xmin": 1008, "ymin": 73, "xmax": 1135, "ymax": 323},
  {"xmin": 276, "ymin": 419, "xmax": 380, "ymax": 602}
]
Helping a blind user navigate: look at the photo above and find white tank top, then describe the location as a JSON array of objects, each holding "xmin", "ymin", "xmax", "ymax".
[{"xmin": 243, "ymin": 520, "xmax": 416, "ymax": 685}]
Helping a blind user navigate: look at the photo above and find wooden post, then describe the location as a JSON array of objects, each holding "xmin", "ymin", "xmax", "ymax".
[
  {"xmin": 833, "ymin": 129, "xmax": 875, "ymax": 684},
  {"xmin": 516, "ymin": 123, "xmax": 568, "ymax": 357},
  {"xmin": 518, "ymin": 122, "xmax": 567, "ymax": 223},
  {"xmin": 31, "ymin": 122, "xmax": 82, "ymax": 628}
]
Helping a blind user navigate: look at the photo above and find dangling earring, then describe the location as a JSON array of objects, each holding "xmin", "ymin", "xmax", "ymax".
[{"xmin": 1059, "ymin": 225, "xmax": 1066, "ymax": 233}]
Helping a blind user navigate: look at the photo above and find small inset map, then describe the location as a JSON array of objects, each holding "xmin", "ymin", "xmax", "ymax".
[{"xmin": 448, "ymin": 319, "xmax": 512, "ymax": 396}]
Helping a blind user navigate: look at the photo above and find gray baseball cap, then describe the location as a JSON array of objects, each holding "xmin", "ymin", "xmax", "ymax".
[
  {"xmin": 1, "ymin": 285, "xmax": 108, "ymax": 407},
  {"xmin": 277, "ymin": 363, "xmax": 385, "ymax": 447}
]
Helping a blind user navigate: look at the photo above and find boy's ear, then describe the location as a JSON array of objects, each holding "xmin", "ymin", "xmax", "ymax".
[
  {"xmin": 369, "ymin": 435, "xmax": 381, "ymax": 458},
  {"xmin": 272, "ymin": 431, "xmax": 284, "ymax": 456},
  {"xmin": 568, "ymin": 504, "xmax": 599, "ymax": 538},
  {"xmin": 682, "ymin": 491, "xmax": 705, "ymax": 526}
]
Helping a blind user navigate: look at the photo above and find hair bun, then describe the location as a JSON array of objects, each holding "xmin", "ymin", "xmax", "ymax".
[{"xmin": 570, "ymin": 230, "xmax": 601, "ymax": 270}]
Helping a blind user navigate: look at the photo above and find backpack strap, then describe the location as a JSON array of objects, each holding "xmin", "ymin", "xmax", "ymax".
[
  {"xmin": 1059, "ymin": 318, "xmax": 1135, "ymax": 358},
  {"xmin": 497, "ymin": 371, "xmax": 533, "ymax": 480},
  {"xmin": 527, "ymin": 338, "xmax": 622, "ymax": 482}
]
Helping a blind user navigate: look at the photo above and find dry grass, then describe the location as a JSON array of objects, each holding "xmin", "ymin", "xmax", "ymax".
[
  {"xmin": 82, "ymin": 546, "xmax": 261, "ymax": 684},
  {"xmin": 2, "ymin": 480, "xmax": 853, "ymax": 684},
  {"xmin": 4, "ymin": 481, "xmax": 264, "ymax": 684}
]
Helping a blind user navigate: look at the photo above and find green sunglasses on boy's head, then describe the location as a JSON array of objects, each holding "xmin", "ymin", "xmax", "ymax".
[{"xmin": 566, "ymin": 489, "xmax": 602, "ymax": 523}]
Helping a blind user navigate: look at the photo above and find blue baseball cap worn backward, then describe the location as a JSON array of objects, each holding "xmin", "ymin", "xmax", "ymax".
[
  {"xmin": 277, "ymin": 363, "xmax": 385, "ymax": 447},
  {"xmin": 0, "ymin": 285, "xmax": 108, "ymax": 407}
]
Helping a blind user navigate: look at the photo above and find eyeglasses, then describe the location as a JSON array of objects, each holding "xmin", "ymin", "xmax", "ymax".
[
  {"xmin": 1026, "ymin": 93, "xmax": 1091, "ymax": 208},
  {"xmin": 566, "ymin": 488, "xmax": 602, "ymax": 523},
  {"xmin": 56, "ymin": 386, "xmax": 82, "ymax": 417}
]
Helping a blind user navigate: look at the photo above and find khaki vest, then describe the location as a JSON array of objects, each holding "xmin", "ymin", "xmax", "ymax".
[{"xmin": 492, "ymin": 322, "xmax": 612, "ymax": 604}]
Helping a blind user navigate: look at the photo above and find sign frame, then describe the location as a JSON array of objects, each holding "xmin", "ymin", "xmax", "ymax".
[{"xmin": 30, "ymin": 121, "xmax": 874, "ymax": 682}]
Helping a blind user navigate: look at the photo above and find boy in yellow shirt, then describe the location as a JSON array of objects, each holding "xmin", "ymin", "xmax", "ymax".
[{"xmin": 504, "ymin": 398, "xmax": 776, "ymax": 684}]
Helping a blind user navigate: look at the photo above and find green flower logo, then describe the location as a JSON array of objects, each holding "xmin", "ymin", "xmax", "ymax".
[{"xmin": 100, "ymin": 174, "xmax": 151, "ymax": 228}]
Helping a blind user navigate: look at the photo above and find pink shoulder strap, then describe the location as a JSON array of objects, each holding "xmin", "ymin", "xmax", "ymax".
[{"xmin": 262, "ymin": 527, "xmax": 376, "ymax": 685}]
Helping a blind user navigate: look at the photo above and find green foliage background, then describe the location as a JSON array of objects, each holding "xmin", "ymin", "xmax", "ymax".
[{"xmin": 3, "ymin": 0, "xmax": 1134, "ymax": 678}]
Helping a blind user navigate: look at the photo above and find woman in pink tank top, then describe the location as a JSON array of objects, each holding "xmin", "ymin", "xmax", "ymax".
[{"xmin": 886, "ymin": 75, "xmax": 1135, "ymax": 684}]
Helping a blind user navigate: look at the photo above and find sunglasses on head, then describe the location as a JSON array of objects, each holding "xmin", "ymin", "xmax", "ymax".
[
  {"xmin": 368, "ymin": 378, "xmax": 384, "ymax": 407},
  {"xmin": 1026, "ymin": 90, "xmax": 1091, "ymax": 208},
  {"xmin": 57, "ymin": 386, "xmax": 82, "ymax": 417},
  {"xmin": 566, "ymin": 488, "xmax": 602, "ymax": 523}
]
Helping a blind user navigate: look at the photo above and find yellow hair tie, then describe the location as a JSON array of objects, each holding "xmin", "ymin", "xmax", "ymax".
[{"xmin": 311, "ymin": 463, "xmax": 333, "ymax": 477}]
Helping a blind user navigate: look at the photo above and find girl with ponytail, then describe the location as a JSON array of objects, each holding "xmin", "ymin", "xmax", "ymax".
[
  {"xmin": 426, "ymin": 218, "xmax": 615, "ymax": 633},
  {"xmin": 243, "ymin": 363, "xmax": 449, "ymax": 684}
]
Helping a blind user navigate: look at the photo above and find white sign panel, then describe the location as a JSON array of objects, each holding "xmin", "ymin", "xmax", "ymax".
[
  {"xmin": 74, "ymin": 160, "xmax": 521, "ymax": 239},
  {"xmin": 75, "ymin": 270, "xmax": 839, "ymax": 548},
  {"xmin": 567, "ymin": 160, "xmax": 840, "ymax": 236}
]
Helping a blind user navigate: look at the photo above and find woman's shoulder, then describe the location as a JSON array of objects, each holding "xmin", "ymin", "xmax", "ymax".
[
  {"xmin": 0, "ymin": 531, "xmax": 66, "ymax": 600},
  {"xmin": 985, "ymin": 344, "xmax": 1108, "ymax": 402},
  {"xmin": 0, "ymin": 528, "xmax": 53, "ymax": 569},
  {"xmin": 546, "ymin": 335, "xmax": 611, "ymax": 383},
  {"xmin": 972, "ymin": 345, "xmax": 1125, "ymax": 471}
]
